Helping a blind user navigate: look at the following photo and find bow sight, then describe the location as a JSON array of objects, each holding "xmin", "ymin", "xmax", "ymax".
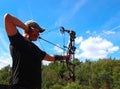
[{"xmin": 60, "ymin": 26, "xmax": 76, "ymax": 55}]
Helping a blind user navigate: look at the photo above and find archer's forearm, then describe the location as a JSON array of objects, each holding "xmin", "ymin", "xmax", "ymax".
[
  {"xmin": 4, "ymin": 13, "xmax": 28, "ymax": 35},
  {"xmin": 43, "ymin": 54, "xmax": 69, "ymax": 62}
]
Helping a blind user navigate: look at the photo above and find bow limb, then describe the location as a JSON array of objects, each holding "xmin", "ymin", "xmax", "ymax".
[{"xmin": 66, "ymin": 52, "xmax": 76, "ymax": 82}]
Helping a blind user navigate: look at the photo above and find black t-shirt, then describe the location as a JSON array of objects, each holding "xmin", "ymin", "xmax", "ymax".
[{"xmin": 8, "ymin": 32, "xmax": 46, "ymax": 88}]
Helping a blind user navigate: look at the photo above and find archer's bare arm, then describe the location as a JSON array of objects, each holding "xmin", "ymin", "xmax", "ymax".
[
  {"xmin": 4, "ymin": 13, "xmax": 29, "ymax": 36},
  {"xmin": 43, "ymin": 54, "xmax": 70, "ymax": 62}
]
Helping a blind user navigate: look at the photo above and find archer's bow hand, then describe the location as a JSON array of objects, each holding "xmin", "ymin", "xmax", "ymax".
[
  {"xmin": 54, "ymin": 54, "xmax": 71, "ymax": 61},
  {"xmin": 63, "ymin": 54, "xmax": 71, "ymax": 60}
]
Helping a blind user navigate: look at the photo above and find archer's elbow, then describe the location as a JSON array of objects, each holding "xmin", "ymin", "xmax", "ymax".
[{"xmin": 4, "ymin": 13, "xmax": 12, "ymax": 22}]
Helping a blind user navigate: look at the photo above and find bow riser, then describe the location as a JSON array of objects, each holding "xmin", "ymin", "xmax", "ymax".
[{"xmin": 60, "ymin": 26, "xmax": 76, "ymax": 82}]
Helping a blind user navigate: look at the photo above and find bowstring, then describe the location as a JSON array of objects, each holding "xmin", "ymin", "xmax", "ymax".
[
  {"xmin": 37, "ymin": 35, "xmax": 66, "ymax": 83},
  {"xmin": 60, "ymin": 29, "xmax": 74, "ymax": 82},
  {"xmin": 60, "ymin": 31, "xmax": 69, "ymax": 82},
  {"xmin": 62, "ymin": 31, "xmax": 66, "ymax": 55},
  {"xmin": 40, "ymin": 27, "xmax": 60, "ymax": 36}
]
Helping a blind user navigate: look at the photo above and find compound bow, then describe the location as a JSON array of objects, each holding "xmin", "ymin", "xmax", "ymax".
[
  {"xmin": 39, "ymin": 26, "xmax": 76, "ymax": 82},
  {"xmin": 60, "ymin": 26, "xmax": 76, "ymax": 82}
]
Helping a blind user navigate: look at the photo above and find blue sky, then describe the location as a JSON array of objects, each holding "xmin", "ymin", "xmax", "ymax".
[{"xmin": 0, "ymin": 0, "xmax": 120, "ymax": 69}]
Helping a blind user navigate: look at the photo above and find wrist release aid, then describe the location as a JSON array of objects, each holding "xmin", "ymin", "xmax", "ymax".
[{"xmin": 54, "ymin": 55, "xmax": 63, "ymax": 61}]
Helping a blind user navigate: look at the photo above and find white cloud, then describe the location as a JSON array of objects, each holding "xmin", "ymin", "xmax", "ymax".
[
  {"xmin": 110, "ymin": 25, "xmax": 120, "ymax": 31},
  {"xmin": 53, "ymin": 44, "xmax": 63, "ymax": 53},
  {"xmin": 86, "ymin": 30, "xmax": 90, "ymax": 34},
  {"xmin": 0, "ymin": 53, "xmax": 12, "ymax": 69},
  {"xmin": 108, "ymin": 46, "xmax": 119, "ymax": 53},
  {"xmin": 0, "ymin": 27, "xmax": 10, "ymax": 52},
  {"xmin": 71, "ymin": 0, "xmax": 86, "ymax": 17},
  {"xmin": 54, "ymin": 0, "xmax": 87, "ymax": 26},
  {"xmin": 0, "ymin": 28, "xmax": 11, "ymax": 69},
  {"xmin": 75, "ymin": 36, "xmax": 119, "ymax": 60},
  {"xmin": 75, "ymin": 36, "xmax": 83, "ymax": 44},
  {"xmin": 51, "ymin": 36, "xmax": 119, "ymax": 61},
  {"xmin": 42, "ymin": 60, "xmax": 51, "ymax": 65},
  {"xmin": 103, "ymin": 30, "xmax": 115, "ymax": 35}
]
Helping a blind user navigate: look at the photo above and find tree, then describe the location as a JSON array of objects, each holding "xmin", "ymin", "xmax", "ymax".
[{"xmin": 0, "ymin": 65, "xmax": 11, "ymax": 84}]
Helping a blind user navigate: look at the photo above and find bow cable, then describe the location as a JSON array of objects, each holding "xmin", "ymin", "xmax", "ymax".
[
  {"xmin": 38, "ymin": 37, "xmax": 66, "ymax": 51},
  {"xmin": 38, "ymin": 26, "xmax": 76, "ymax": 82}
]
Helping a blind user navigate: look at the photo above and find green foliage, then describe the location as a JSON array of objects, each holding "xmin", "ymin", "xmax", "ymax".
[
  {"xmin": 50, "ymin": 84, "xmax": 63, "ymax": 89},
  {"xmin": 0, "ymin": 58, "xmax": 120, "ymax": 89},
  {"xmin": 64, "ymin": 82, "xmax": 82, "ymax": 89},
  {"xmin": 42, "ymin": 58, "xmax": 120, "ymax": 89},
  {"xmin": 0, "ymin": 65, "xmax": 11, "ymax": 84}
]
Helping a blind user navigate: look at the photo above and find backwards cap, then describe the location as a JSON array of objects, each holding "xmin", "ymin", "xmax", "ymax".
[{"xmin": 25, "ymin": 20, "xmax": 45, "ymax": 33}]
